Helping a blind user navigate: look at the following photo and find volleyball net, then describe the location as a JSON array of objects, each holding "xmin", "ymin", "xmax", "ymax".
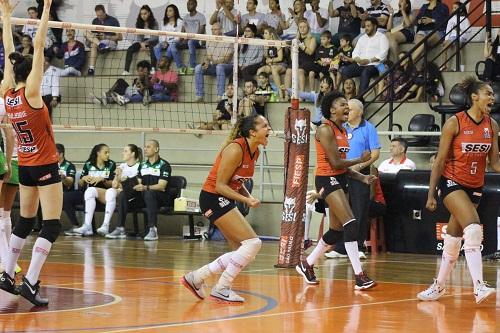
[{"xmin": 2, "ymin": 17, "xmax": 298, "ymax": 133}]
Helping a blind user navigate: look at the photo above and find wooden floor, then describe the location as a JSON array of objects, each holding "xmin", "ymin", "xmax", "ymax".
[{"xmin": 0, "ymin": 237, "xmax": 498, "ymax": 333}]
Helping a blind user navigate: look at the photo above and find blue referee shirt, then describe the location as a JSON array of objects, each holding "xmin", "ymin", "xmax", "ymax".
[{"xmin": 343, "ymin": 119, "xmax": 381, "ymax": 160}]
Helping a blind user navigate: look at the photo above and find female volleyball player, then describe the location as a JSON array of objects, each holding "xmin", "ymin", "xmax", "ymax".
[
  {"xmin": 0, "ymin": 0, "xmax": 62, "ymax": 307},
  {"xmin": 181, "ymin": 115, "xmax": 271, "ymax": 303},
  {"xmin": 296, "ymin": 92, "xmax": 377, "ymax": 289},
  {"xmin": 66, "ymin": 144, "xmax": 116, "ymax": 236},
  {"xmin": 0, "ymin": 76, "xmax": 19, "ymax": 275},
  {"xmin": 417, "ymin": 77, "xmax": 498, "ymax": 304}
]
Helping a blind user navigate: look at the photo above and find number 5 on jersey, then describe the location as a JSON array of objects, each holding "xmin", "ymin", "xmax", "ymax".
[{"xmin": 14, "ymin": 121, "xmax": 34, "ymax": 144}]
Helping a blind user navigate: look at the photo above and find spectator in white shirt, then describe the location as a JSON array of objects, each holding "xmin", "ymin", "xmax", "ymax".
[
  {"xmin": 155, "ymin": 4, "xmax": 187, "ymax": 75},
  {"xmin": 303, "ymin": 0, "xmax": 329, "ymax": 42},
  {"xmin": 378, "ymin": 137, "xmax": 416, "ymax": 174},
  {"xmin": 182, "ymin": 0, "xmax": 206, "ymax": 71},
  {"xmin": 340, "ymin": 17, "xmax": 389, "ymax": 98},
  {"xmin": 241, "ymin": 0, "xmax": 266, "ymax": 35},
  {"xmin": 41, "ymin": 56, "xmax": 61, "ymax": 120},
  {"xmin": 441, "ymin": 2, "xmax": 471, "ymax": 71},
  {"xmin": 210, "ymin": 0, "xmax": 238, "ymax": 36},
  {"xmin": 13, "ymin": 6, "xmax": 38, "ymax": 45}
]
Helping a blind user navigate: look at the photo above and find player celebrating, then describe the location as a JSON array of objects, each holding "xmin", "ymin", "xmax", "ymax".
[
  {"xmin": 0, "ymin": 0, "xmax": 62, "ymax": 307},
  {"xmin": 296, "ymin": 92, "xmax": 376, "ymax": 289},
  {"xmin": 417, "ymin": 77, "xmax": 498, "ymax": 304},
  {"xmin": 181, "ymin": 115, "xmax": 271, "ymax": 303}
]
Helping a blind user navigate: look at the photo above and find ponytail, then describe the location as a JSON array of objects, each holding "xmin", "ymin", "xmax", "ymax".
[
  {"xmin": 459, "ymin": 76, "xmax": 488, "ymax": 106},
  {"xmin": 9, "ymin": 52, "xmax": 33, "ymax": 83},
  {"xmin": 221, "ymin": 115, "xmax": 261, "ymax": 149}
]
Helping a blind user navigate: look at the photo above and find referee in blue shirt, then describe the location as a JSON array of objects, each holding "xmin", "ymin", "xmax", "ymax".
[{"xmin": 326, "ymin": 99, "xmax": 381, "ymax": 259}]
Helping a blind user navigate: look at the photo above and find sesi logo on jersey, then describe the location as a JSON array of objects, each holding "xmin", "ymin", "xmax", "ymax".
[
  {"xmin": 5, "ymin": 95, "xmax": 22, "ymax": 107},
  {"xmin": 461, "ymin": 143, "xmax": 491, "ymax": 153}
]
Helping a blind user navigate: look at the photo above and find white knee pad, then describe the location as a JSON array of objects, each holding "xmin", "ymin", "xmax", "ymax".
[
  {"xmin": 84, "ymin": 187, "xmax": 98, "ymax": 201},
  {"xmin": 105, "ymin": 188, "xmax": 117, "ymax": 202},
  {"xmin": 463, "ymin": 224, "xmax": 482, "ymax": 251},
  {"xmin": 239, "ymin": 237, "xmax": 262, "ymax": 261},
  {"xmin": 442, "ymin": 234, "xmax": 462, "ymax": 258}
]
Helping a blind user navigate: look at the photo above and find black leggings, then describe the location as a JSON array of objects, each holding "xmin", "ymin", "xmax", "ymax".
[
  {"xmin": 63, "ymin": 191, "xmax": 84, "ymax": 226},
  {"xmin": 117, "ymin": 190, "xmax": 169, "ymax": 228},
  {"xmin": 124, "ymin": 42, "xmax": 158, "ymax": 72}
]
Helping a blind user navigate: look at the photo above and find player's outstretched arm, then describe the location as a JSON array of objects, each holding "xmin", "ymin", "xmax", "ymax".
[{"xmin": 0, "ymin": 0, "xmax": 17, "ymax": 94}]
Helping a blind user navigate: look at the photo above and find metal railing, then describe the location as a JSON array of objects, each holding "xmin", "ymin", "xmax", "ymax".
[{"xmin": 362, "ymin": 0, "xmax": 494, "ymax": 131}]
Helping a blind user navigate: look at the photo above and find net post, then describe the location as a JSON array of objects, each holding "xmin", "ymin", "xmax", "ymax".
[
  {"xmin": 291, "ymin": 38, "xmax": 299, "ymax": 110},
  {"xmin": 231, "ymin": 0, "xmax": 241, "ymax": 125}
]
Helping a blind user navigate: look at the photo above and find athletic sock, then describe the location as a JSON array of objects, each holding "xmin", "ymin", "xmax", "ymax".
[
  {"xmin": 25, "ymin": 238, "xmax": 52, "ymax": 285},
  {"xmin": 345, "ymin": 241, "xmax": 363, "ymax": 274},
  {"xmin": 194, "ymin": 251, "xmax": 234, "ymax": 284},
  {"xmin": 306, "ymin": 238, "xmax": 329, "ymax": 266},
  {"xmin": 4, "ymin": 212, "xmax": 12, "ymax": 243},
  {"xmin": 436, "ymin": 235, "xmax": 462, "ymax": 287},
  {"xmin": 83, "ymin": 197, "xmax": 96, "ymax": 228},
  {"xmin": 465, "ymin": 248, "xmax": 483, "ymax": 289},
  {"xmin": 5, "ymin": 235, "xmax": 26, "ymax": 277},
  {"xmin": 102, "ymin": 200, "xmax": 116, "ymax": 228}
]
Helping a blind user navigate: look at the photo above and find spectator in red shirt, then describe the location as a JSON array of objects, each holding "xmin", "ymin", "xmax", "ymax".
[{"xmin": 151, "ymin": 56, "xmax": 179, "ymax": 102}]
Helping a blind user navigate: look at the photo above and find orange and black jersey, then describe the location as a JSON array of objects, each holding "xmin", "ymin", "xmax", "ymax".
[
  {"xmin": 443, "ymin": 111, "xmax": 493, "ymax": 188},
  {"xmin": 203, "ymin": 137, "xmax": 259, "ymax": 194},
  {"xmin": 4, "ymin": 87, "xmax": 57, "ymax": 166},
  {"xmin": 315, "ymin": 119, "xmax": 350, "ymax": 176}
]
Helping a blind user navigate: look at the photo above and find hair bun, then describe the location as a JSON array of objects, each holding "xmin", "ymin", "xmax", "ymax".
[{"xmin": 9, "ymin": 52, "xmax": 25, "ymax": 66}]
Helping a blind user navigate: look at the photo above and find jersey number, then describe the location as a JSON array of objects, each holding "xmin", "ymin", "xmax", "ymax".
[
  {"xmin": 13, "ymin": 121, "xmax": 34, "ymax": 145},
  {"xmin": 470, "ymin": 161, "xmax": 478, "ymax": 175}
]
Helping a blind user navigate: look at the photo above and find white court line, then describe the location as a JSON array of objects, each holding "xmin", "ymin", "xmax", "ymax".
[{"xmin": 106, "ymin": 292, "xmax": 472, "ymax": 333}]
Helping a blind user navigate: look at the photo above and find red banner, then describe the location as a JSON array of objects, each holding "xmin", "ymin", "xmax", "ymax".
[
  {"xmin": 442, "ymin": 0, "xmax": 500, "ymax": 27},
  {"xmin": 276, "ymin": 107, "xmax": 311, "ymax": 268}
]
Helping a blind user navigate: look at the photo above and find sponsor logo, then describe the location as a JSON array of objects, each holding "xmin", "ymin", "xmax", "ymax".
[
  {"xmin": 19, "ymin": 145, "xmax": 38, "ymax": 153},
  {"xmin": 483, "ymin": 127, "xmax": 491, "ymax": 139},
  {"xmin": 446, "ymin": 179, "xmax": 458, "ymax": 187},
  {"xmin": 472, "ymin": 192, "xmax": 482, "ymax": 197},
  {"xmin": 347, "ymin": 133, "xmax": 353, "ymax": 140},
  {"xmin": 463, "ymin": 130, "xmax": 474, "ymax": 135},
  {"xmin": 292, "ymin": 119, "xmax": 308, "ymax": 144},
  {"xmin": 282, "ymin": 196, "xmax": 296, "ymax": 222},
  {"xmin": 218, "ymin": 197, "xmax": 230, "ymax": 208},
  {"xmin": 330, "ymin": 177, "xmax": 339, "ymax": 186},
  {"xmin": 241, "ymin": 164, "xmax": 249, "ymax": 169},
  {"xmin": 35, "ymin": 246, "xmax": 49, "ymax": 256},
  {"xmin": 338, "ymin": 146, "xmax": 350, "ymax": 153},
  {"xmin": 461, "ymin": 143, "xmax": 491, "ymax": 153},
  {"xmin": 291, "ymin": 155, "xmax": 305, "ymax": 188},
  {"xmin": 436, "ymin": 222, "xmax": 484, "ymax": 251},
  {"xmin": 38, "ymin": 173, "xmax": 52, "ymax": 182},
  {"xmin": 204, "ymin": 209, "xmax": 213, "ymax": 218},
  {"xmin": 5, "ymin": 96, "xmax": 22, "ymax": 107}
]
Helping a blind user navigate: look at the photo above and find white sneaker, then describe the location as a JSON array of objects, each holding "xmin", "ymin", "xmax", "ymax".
[
  {"xmin": 106, "ymin": 226, "xmax": 126, "ymax": 239},
  {"xmin": 180, "ymin": 271, "xmax": 205, "ymax": 300},
  {"xmin": 359, "ymin": 251, "xmax": 367, "ymax": 260},
  {"xmin": 97, "ymin": 224, "xmax": 109, "ymax": 236},
  {"xmin": 417, "ymin": 279, "xmax": 446, "ymax": 301},
  {"xmin": 324, "ymin": 250, "xmax": 348, "ymax": 259},
  {"xmin": 474, "ymin": 281, "xmax": 495, "ymax": 304},
  {"xmin": 210, "ymin": 286, "xmax": 244, "ymax": 303},
  {"xmin": 144, "ymin": 226, "xmax": 158, "ymax": 241},
  {"xmin": 65, "ymin": 225, "xmax": 93, "ymax": 237}
]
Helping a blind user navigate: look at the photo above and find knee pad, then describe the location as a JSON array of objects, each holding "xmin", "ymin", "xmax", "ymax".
[
  {"xmin": 105, "ymin": 188, "xmax": 117, "ymax": 202},
  {"xmin": 84, "ymin": 187, "xmax": 98, "ymax": 201},
  {"xmin": 12, "ymin": 216, "xmax": 37, "ymax": 239},
  {"xmin": 343, "ymin": 219, "xmax": 358, "ymax": 242},
  {"xmin": 322, "ymin": 228, "xmax": 343, "ymax": 245},
  {"xmin": 463, "ymin": 223, "xmax": 482, "ymax": 251},
  {"xmin": 39, "ymin": 219, "xmax": 61, "ymax": 243},
  {"xmin": 239, "ymin": 237, "xmax": 262, "ymax": 261},
  {"xmin": 442, "ymin": 234, "xmax": 462, "ymax": 258}
]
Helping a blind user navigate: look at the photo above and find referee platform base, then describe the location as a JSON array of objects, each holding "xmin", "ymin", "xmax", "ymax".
[{"xmin": 0, "ymin": 237, "xmax": 497, "ymax": 332}]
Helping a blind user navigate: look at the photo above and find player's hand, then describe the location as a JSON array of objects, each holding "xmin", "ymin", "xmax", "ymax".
[
  {"xmin": 91, "ymin": 176, "xmax": 104, "ymax": 185},
  {"xmin": 426, "ymin": 196, "xmax": 437, "ymax": 212},
  {"xmin": 245, "ymin": 197, "xmax": 261, "ymax": 208},
  {"xmin": 306, "ymin": 190, "xmax": 319, "ymax": 204},
  {"xmin": 133, "ymin": 184, "xmax": 146, "ymax": 192},
  {"xmin": 360, "ymin": 150, "xmax": 371, "ymax": 163},
  {"xmin": 0, "ymin": 0, "xmax": 18, "ymax": 15},
  {"xmin": 363, "ymin": 175, "xmax": 377, "ymax": 185}
]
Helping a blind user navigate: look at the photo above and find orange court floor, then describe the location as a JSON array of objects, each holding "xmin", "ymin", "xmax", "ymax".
[{"xmin": 0, "ymin": 237, "xmax": 498, "ymax": 333}]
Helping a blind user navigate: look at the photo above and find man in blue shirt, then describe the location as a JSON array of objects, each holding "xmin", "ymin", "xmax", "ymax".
[
  {"xmin": 326, "ymin": 99, "xmax": 380, "ymax": 259},
  {"xmin": 85, "ymin": 4, "xmax": 122, "ymax": 75}
]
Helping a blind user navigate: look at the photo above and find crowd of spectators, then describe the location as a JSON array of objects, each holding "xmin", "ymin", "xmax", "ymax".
[{"xmin": 1, "ymin": 0, "xmax": 496, "ymax": 128}]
